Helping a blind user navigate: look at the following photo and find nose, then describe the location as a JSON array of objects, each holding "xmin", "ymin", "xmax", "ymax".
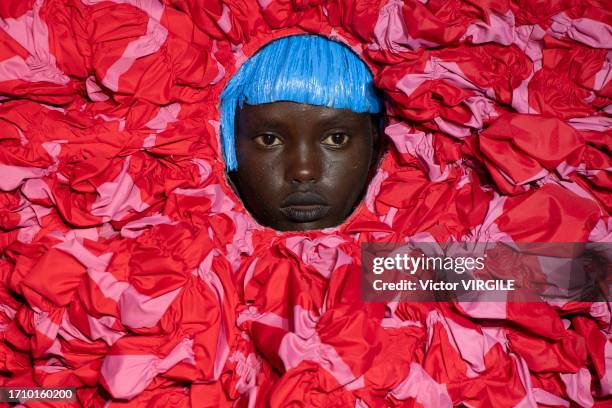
[{"xmin": 285, "ymin": 142, "xmax": 321, "ymax": 184}]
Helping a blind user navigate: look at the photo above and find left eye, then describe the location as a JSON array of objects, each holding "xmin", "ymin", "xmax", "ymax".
[
  {"xmin": 253, "ymin": 134, "xmax": 283, "ymax": 146},
  {"xmin": 322, "ymin": 133, "xmax": 349, "ymax": 147}
]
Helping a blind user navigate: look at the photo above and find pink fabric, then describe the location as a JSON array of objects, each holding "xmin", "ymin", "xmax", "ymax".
[
  {"xmin": 433, "ymin": 116, "xmax": 471, "ymax": 138},
  {"xmin": 0, "ymin": 0, "xmax": 69, "ymax": 85},
  {"xmin": 0, "ymin": 54, "xmax": 67, "ymax": 84},
  {"xmin": 458, "ymin": 301, "xmax": 507, "ymax": 320},
  {"xmin": 81, "ymin": 0, "xmax": 165, "ymax": 19},
  {"xmin": 397, "ymin": 58, "xmax": 495, "ymax": 101},
  {"xmin": 87, "ymin": 315, "xmax": 125, "ymax": 346},
  {"xmin": 217, "ymin": 4, "xmax": 232, "ymax": 34},
  {"xmin": 191, "ymin": 158, "xmax": 213, "ymax": 182},
  {"xmin": 42, "ymin": 338, "xmax": 64, "ymax": 358},
  {"xmin": 371, "ymin": 0, "xmax": 438, "ymax": 53},
  {"xmin": 35, "ymin": 364, "xmax": 68, "ymax": 373},
  {"xmin": 568, "ymin": 115, "xmax": 612, "ymax": 132},
  {"xmin": 284, "ymin": 235, "xmax": 352, "ymax": 278},
  {"xmin": 266, "ymin": 305, "xmax": 365, "ymax": 389},
  {"xmin": 93, "ymin": 113, "xmax": 126, "ymax": 131},
  {"xmin": 391, "ymin": 362, "xmax": 453, "ymax": 407},
  {"xmin": 385, "ymin": 122, "xmax": 451, "ymax": 181},
  {"xmin": 461, "ymin": 193, "xmax": 513, "ymax": 243},
  {"xmin": 463, "ymin": 95, "xmax": 498, "ymax": 129},
  {"xmin": 593, "ymin": 51, "xmax": 611, "ymax": 91},
  {"xmin": 193, "ymin": 251, "xmax": 230, "ymax": 379},
  {"xmin": 91, "ymin": 157, "xmax": 150, "ymax": 221},
  {"xmin": 560, "ymin": 367, "xmax": 595, "ymax": 407},
  {"xmin": 174, "ymin": 184, "xmax": 235, "ymax": 213},
  {"xmin": 600, "ymin": 339, "xmax": 612, "ymax": 396},
  {"xmin": 18, "ymin": 204, "xmax": 51, "ymax": 239},
  {"xmin": 100, "ymin": 337, "xmax": 195, "ymax": 399},
  {"xmin": 33, "ymin": 309, "xmax": 60, "ymax": 340},
  {"xmin": 0, "ymin": 304, "xmax": 17, "ymax": 320},
  {"xmin": 118, "ymin": 285, "xmax": 182, "ymax": 329},
  {"xmin": 81, "ymin": 0, "xmax": 168, "ymax": 91},
  {"xmin": 278, "ymin": 331, "xmax": 362, "ymax": 388},
  {"xmin": 54, "ymin": 236, "xmax": 129, "ymax": 301},
  {"xmin": 237, "ymin": 306, "xmax": 289, "ymax": 330},
  {"xmin": 426, "ymin": 310, "xmax": 502, "ymax": 377},
  {"xmin": 17, "ymin": 200, "xmax": 51, "ymax": 227},
  {"xmin": 550, "ymin": 12, "xmax": 612, "ymax": 49},
  {"xmin": 364, "ymin": 169, "xmax": 388, "ymax": 213},
  {"xmin": 225, "ymin": 210, "xmax": 256, "ymax": 271},
  {"xmin": 512, "ymin": 353, "xmax": 538, "ymax": 407},
  {"xmin": 511, "ymin": 73, "xmax": 539, "ymax": 114},
  {"xmin": 510, "ymin": 25, "xmax": 545, "ymax": 113},
  {"xmin": 228, "ymin": 351, "xmax": 261, "ymax": 396},
  {"xmin": 589, "ymin": 302, "xmax": 611, "ymax": 325},
  {"xmin": 142, "ymin": 101, "xmax": 181, "ymax": 151},
  {"xmin": 121, "ymin": 214, "xmax": 176, "ymax": 238},
  {"xmin": 463, "ymin": 10, "xmax": 516, "ymax": 46},
  {"xmin": 532, "ymin": 388, "xmax": 570, "ymax": 407},
  {"xmin": 59, "ymin": 312, "xmax": 96, "ymax": 343},
  {"xmin": 85, "ymin": 76, "xmax": 109, "ymax": 101},
  {"xmin": 145, "ymin": 103, "xmax": 181, "ymax": 130},
  {"xmin": 513, "ymin": 25, "xmax": 545, "ymax": 67},
  {"xmin": 257, "ymin": 0, "xmax": 273, "ymax": 9},
  {"xmin": 41, "ymin": 140, "xmax": 64, "ymax": 163},
  {"xmin": 0, "ymin": 163, "xmax": 48, "ymax": 190}
]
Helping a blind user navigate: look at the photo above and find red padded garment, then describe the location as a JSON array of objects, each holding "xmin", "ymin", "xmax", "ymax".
[{"xmin": 0, "ymin": 0, "xmax": 610, "ymax": 406}]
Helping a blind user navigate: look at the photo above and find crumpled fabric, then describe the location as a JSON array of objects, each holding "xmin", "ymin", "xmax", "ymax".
[{"xmin": 0, "ymin": 0, "xmax": 611, "ymax": 406}]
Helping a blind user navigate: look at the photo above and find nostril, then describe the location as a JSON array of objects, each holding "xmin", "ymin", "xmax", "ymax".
[{"xmin": 291, "ymin": 177, "xmax": 316, "ymax": 184}]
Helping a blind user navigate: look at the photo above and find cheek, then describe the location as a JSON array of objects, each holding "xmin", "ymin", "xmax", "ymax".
[
  {"xmin": 322, "ymin": 145, "xmax": 373, "ymax": 204},
  {"xmin": 236, "ymin": 153, "xmax": 284, "ymax": 201},
  {"xmin": 327, "ymin": 140, "xmax": 373, "ymax": 176}
]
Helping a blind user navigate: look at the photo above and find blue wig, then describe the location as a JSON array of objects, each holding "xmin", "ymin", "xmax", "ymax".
[{"xmin": 219, "ymin": 35, "xmax": 382, "ymax": 171}]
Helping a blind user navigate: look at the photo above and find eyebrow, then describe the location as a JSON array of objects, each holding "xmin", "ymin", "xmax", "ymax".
[
  {"xmin": 315, "ymin": 111, "xmax": 366, "ymax": 128},
  {"xmin": 246, "ymin": 113, "xmax": 359, "ymax": 130},
  {"xmin": 253, "ymin": 117, "xmax": 285, "ymax": 128}
]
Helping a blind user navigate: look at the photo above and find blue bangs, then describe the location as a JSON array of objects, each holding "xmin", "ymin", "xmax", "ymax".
[{"xmin": 220, "ymin": 34, "xmax": 382, "ymax": 171}]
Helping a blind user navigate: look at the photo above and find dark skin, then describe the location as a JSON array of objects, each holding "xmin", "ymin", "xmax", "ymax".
[{"xmin": 229, "ymin": 101, "xmax": 379, "ymax": 231}]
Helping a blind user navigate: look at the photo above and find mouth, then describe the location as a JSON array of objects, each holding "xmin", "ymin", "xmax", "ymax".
[
  {"xmin": 280, "ymin": 192, "xmax": 331, "ymax": 223},
  {"xmin": 279, "ymin": 205, "xmax": 331, "ymax": 223}
]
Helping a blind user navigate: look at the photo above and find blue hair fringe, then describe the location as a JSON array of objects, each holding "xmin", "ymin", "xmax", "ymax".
[{"xmin": 220, "ymin": 34, "xmax": 382, "ymax": 171}]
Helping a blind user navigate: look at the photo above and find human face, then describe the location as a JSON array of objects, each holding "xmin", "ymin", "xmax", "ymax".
[{"xmin": 231, "ymin": 101, "xmax": 379, "ymax": 231}]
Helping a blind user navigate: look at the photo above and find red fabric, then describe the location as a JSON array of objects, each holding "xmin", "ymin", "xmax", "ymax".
[{"xmin": 0, "ymin": 0, "xmax": 611, "ymax": 406}]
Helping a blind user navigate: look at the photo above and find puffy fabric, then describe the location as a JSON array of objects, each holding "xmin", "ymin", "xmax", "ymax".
[{"xmin": 0, "ymin": 0, "xmax": 611, "ymax": 406}]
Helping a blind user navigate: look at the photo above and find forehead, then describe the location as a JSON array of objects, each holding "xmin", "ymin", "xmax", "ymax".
[{"xmin": 236, "ymin": 101, "xmax": 372, "ymax": 129}]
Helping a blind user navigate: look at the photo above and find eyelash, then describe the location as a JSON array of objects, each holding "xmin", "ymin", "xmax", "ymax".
[
  {"xmin": 321, "ymin": 133, "xmax": 350, "ymax": 147},
  {"xmin": 253, "ymin": 134, "xmax": 282, "ymax": 147},
  {"xmin": 252, "ymin": 132, "xmax": 351, "ymax": 148}
]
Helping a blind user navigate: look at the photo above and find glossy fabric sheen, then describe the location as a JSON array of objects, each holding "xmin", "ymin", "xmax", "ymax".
[{"xmin": 0, "ymin": 0, "xmax": 610, "ymax": 407}]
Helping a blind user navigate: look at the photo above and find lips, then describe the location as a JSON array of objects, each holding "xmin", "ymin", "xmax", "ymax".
[{"xmin": 280, "ymin": 192, "xmax": 331, "ymax": 223}]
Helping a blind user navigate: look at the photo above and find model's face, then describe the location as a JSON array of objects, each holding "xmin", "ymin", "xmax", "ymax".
[{"xmin": 231, "ymin": 101, "xmax": 378, "ymax": 231}]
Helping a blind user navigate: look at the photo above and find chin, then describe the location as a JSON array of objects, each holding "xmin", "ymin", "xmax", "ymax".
[{"xmin": 273, "ymin": 219, "xmax": 335, "ymax": 232}]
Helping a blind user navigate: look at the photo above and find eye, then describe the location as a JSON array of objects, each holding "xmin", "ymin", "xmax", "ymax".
[
  {"xmin": 321, "ymin": 133, "xmax": 350, "ymax": 147},
  {"xmin": 253, "ymin": 134, "xmax": 283, "ymax": 147}
]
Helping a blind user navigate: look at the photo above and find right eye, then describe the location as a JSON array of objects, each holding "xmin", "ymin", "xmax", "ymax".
[{"xmin": 253, "ymin": 134, "xmax": 283, "ymax": 147}]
